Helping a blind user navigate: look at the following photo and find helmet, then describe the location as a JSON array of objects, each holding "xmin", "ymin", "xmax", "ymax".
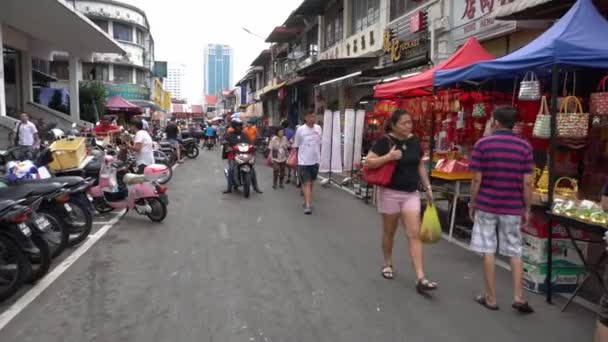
[{"xmin": 231, "ymin": 118, "xmax": 243, "ymax": 125}]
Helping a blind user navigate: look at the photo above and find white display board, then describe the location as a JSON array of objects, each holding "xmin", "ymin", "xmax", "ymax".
[{"xmin": 319, "ymin": 110, "xmax": 343, "ymax": 173}]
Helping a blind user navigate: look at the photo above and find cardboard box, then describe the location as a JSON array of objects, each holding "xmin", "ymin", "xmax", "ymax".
[
  {"xmin": 522, "ymin": 234, "xmax": 588, "ymax": 267},
  {"xmin": 523, "ymin": 262, "xmax": 586, "ymax": 294}
]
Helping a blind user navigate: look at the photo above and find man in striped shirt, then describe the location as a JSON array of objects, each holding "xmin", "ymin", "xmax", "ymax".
[{"xmin": 469, "ymin": 106, "xmax": 534, "ymax": 313}]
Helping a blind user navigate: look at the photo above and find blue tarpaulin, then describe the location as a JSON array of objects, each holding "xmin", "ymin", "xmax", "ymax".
[{"xmin": 434, "ymin": 0, "xmax": 608, "ymax": 87}]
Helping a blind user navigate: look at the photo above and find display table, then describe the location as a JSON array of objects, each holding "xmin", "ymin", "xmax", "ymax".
[
  {"xmin": 431, "ymin": 171, "xmax": 473, "ymax": 242},
  {"xmin": 546, "ymin": 212, "xmax": 607, "ymax": 310}
]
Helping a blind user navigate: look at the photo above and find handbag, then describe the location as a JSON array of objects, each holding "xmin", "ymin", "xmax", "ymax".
[
  {"xmin": 533, "ymin": 96, "xmax": 551, "ymax": 139},
  {"xmin": 363, "ymin": 136, "xmax": 397, "ymax": 187},
  {"xmin": 557, "ymin": 96, "xmax": 589, "ymax": 138},
  {"xmin": 590, "ymin": 75, "xmax": 608, "ymax": 116},
  {"xmin": 13, "ymin": 123, "xmax": 21, "ymax": 146},
  {"xmin": 518, "ymin": 72, "xmax": 541, "ymax": 101},
  {"xmin": 557, "ymin": 71, "xmax": 580, "ymax": 113},
  {"xmin": 286, "ymin": 149, "xmax": 298, "ymax": 169}
]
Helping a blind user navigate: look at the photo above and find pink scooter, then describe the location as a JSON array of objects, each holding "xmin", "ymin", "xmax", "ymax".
[{"xmin": 89, "ymin": 155, "xmax": 169, "ymax": 222}]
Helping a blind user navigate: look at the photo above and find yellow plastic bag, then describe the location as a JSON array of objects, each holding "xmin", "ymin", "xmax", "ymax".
[{"xmin": 420, "ymin": 203, "xmax": 442, "ymax": 243}]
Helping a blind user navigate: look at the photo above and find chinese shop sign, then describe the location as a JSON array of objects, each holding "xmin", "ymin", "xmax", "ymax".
[{"xmin": 452, "ymin": 0, "xmax": 518, "ymax": 43}]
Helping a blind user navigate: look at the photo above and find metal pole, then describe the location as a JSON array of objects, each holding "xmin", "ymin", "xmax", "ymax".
[
  {"xmin": 328, "ymin": 109, "xmax": 334, "ymax": 183},
  {"xmin": 351, "ymin": 109, "xmax": 357, "ymax": 180},
  {"xmin": 546, "ymin": 65, "xmax": 560, "ymax": 304}
]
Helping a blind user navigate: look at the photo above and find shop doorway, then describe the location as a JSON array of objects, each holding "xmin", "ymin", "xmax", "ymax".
[{"xmin": 3, "ymin": 46, "xmax": 22, "ymax": 118}]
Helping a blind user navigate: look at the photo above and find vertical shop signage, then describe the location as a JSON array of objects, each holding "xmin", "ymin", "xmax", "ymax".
[{"xmin": 452, "ymin": 0, "xmax": 518, "ymax": 43}]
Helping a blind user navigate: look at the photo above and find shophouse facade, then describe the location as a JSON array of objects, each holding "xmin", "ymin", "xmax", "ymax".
[
  {"xmin": 0, "ymin": 0, "xmax": 124, "ymax": 145},
  {"xmin": 49, "ymin": 0, "xmax": 157, "ymax": 111}
]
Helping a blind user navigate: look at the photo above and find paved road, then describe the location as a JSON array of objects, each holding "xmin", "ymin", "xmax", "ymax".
[{"xmin": 0, "ymin": 150, "xmax": 596, "ymax": 342}]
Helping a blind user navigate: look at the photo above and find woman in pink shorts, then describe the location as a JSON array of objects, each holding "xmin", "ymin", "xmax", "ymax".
[{"xmin": 366, "ymin": 109, "xmax": 437, "ymax": 294}]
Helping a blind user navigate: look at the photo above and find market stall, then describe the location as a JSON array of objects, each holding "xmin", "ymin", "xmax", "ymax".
[
  {"xmin": 433, "ymin": 0, "xmax": 608, "ymax": 303},
  {"xmin": 371, "ymin": 38, "xmax": 513, "ymax": 241},
  {"xmin": 105, "ymin": 95, "xmax": 143, "ymax": 126}
]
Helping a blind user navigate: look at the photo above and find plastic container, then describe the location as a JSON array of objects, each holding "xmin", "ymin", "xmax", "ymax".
[
  {"xmin": 143, "ymin": 164, "xmax": 170, "ymax": 182},
  {"xmin": 48, "ymin": 137, "xmax": 86, "ymax": 171}
]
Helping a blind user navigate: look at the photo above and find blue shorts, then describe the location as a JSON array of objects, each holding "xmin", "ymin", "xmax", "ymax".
[
  {"xmin": 168, "ymin": 139, "xmax": 179, "ymax": 148},
  {"xmin": 298, "ymin": 164, "xmax": 319, "ymax": 183}
]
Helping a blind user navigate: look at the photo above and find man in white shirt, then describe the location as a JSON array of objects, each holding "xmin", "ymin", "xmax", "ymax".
[
  {"xmin": 294, "ymin": 110, "xmax": 322, "ymax": 215},
  {"xmin": 128, "ymin": 119, "xmax": 155, "ymax": 173},
  {"xmin": 11, "ymin": 113, "xmax": 39, "ymax": 160},
  {"xmin": 12, "ymin": 113, "xmax": 39, "ymax": 146}
]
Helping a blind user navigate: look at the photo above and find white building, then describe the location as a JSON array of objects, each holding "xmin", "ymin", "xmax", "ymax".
[
  {"xmin": 52, "ymin": 0, "xmax": 155, "ymax": 102},
  {"xmin": 0, "ymin": 0, "xmax": 124, "ymax": 145},
  {"xmin": 165, "ymin": 63, "xmax": 186, "ymax": 102}
]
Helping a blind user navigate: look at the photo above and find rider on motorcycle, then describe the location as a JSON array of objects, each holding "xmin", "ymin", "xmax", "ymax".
[
  {"xmin": 205, "ymin": 122, "xmax": 217, "ymax": 143},
  {"xmin": 222, "ymin": 119, "xmax": 262, "ymax": 194}
]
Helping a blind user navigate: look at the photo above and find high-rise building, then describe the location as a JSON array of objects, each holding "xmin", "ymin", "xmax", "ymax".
[
  {"xmin": 203, "ymin": 44, "xmax": 233, "ymax": 96},
  {"xmin": 165, "ymin": 63, "xmax": 186, "ymax": 101}
]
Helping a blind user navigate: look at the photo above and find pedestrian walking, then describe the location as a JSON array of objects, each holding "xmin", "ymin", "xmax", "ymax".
[
  {"xmin": 365, "ymin": 109, "xmax": 436, "ymax": 294},
  {"xmin": 269, "ymin": 128, "xmax": 289, "ymax": 189},
  {"xmin": 294, "ymin": 110, "xmax": 322, "ymax": 215},
  {"xmin": 11, "ymin": 113, "xmax": 39, "ymax": 160},
  {"xmin": 282, "ymin": 120, "xmax": 295, "ymax": 184},
  {"xmin": 468, "ymin": 106, "xmax": 534, "ymax": 313}
]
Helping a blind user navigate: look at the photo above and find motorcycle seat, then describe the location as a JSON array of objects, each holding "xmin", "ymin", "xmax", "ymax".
[
  {"xmin": 159, "ymin": 142, "xmax": 173, "ymax": 148},
  {"xmin": 179, "ymin": 138, "xmax": 195, "ymax": 144},
  {"xmin": 0, "ymin": 199, "xmax": 17, "ymax": 213},
  {"xmin": 17, "ymin": 176, "xmax": 84, "ymax": 188},
  {"xmin": 0, "ymin": 186, "xmax": 35, "ymax": 201},
  {"xmin": 123, "ymin": 173, "xmax": 146, "ymax": 185}
]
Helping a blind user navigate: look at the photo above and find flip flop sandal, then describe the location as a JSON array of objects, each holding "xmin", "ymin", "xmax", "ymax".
[
  {"xmin": 475, "ymin": 294, "xmax": 499, "ymax": 311},
  {"xmin": 512, "ymin": 301, "xmax": 534, "ymax": 314},
  {"xmin": 381, "ymin": 266, "xmax": 394, "ymax": 279},
  {"xmin": 416, "ymin": 278, "xmax": 438, "ymax": 293}
]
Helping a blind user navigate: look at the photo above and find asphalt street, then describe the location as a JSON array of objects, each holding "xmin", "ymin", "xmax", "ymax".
[{"xmin": 0, "ymin": 149, "xmax": 597, "ymax": 342}]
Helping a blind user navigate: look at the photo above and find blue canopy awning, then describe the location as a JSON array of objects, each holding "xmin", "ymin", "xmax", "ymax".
[{"xmin": 434, "ymin": 0, "xmax": 608, "ymax": 87}]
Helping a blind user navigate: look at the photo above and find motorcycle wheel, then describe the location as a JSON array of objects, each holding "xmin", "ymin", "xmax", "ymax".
[
  {"xmin": 0, "ymin": 233, "xmax": 28, "ymax": 302},
  {"xmin": 38, "ymin": 211, "xmax": 69, "ymax": 259},
  {"xmin": 242, "ymin": 172, "xmax": 251, "ymax": 199},
  {"xmin": 65, "ymin": 200, "xmax": 93, "ymax": 247},
  {"xmin": 145, "ymin": 198, "xmax": 167, "ymax": 222},
  {"xmin": 165, "ymin": 150, "xmax": 177, "ymax": 167},
  {"xmin": 24, "ymin": 233, "xmax": 51, "ymax": 283},
  {"xmin": 157, "ymin": 165, "xmax": 173, "ymax": 185},
  {"xmin": 186, "ymin": 146, "xmax": 199, "ymax": 159},
  {"xmin": 93, "ymin": 197, "xmax": 114, "ymax": 214}
]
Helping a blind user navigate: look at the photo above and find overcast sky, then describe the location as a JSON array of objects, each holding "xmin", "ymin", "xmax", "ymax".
[{"xmin": 123, "ymin": 0, "xmax": 302, "ymax": 104}]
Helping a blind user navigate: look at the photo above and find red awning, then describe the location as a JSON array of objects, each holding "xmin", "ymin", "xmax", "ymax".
[
  {"xmin": 374, "ymin": 38, "xmax": 495, "ymax": 98},
  {"xmin": 105, "ymin": 95, "xmax": 143, "ymax": 113}
]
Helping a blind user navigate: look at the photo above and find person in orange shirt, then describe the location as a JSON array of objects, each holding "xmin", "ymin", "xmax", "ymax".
[{"xmin": 243, "ymin": 122, "xmax": 258, "ymax": 142}]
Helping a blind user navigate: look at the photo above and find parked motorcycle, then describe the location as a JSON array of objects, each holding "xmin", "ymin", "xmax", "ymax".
[
  {"xmin": 0, "ymin": 182, "xmax": 70, "ymax": 259},
  {"xmin": 88, "ymin": 155, "xmax": 169, "ymax": 222},
  {"xmin": 0, "ymin": 200, "xmax": 33, "ymax": 301},
  {"xmin": 5, "ymin": 148, "xmax": 95, "ymax": 247},
  {"xmin": 224, "ymin": 143, "xmax": 257, "ymax": 198},
  {"xmin": 180, "ymin": 138, "xmax": 199, "ymax": 159}
]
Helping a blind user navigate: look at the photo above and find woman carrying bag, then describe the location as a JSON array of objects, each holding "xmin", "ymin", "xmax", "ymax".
[
  {"xmin": 269, "ymin": 128, "xmax": 290, "ymax": 189},
  {"xmin": 365, "ymin": 109, "xmax": 437, "ymax": 294}
]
